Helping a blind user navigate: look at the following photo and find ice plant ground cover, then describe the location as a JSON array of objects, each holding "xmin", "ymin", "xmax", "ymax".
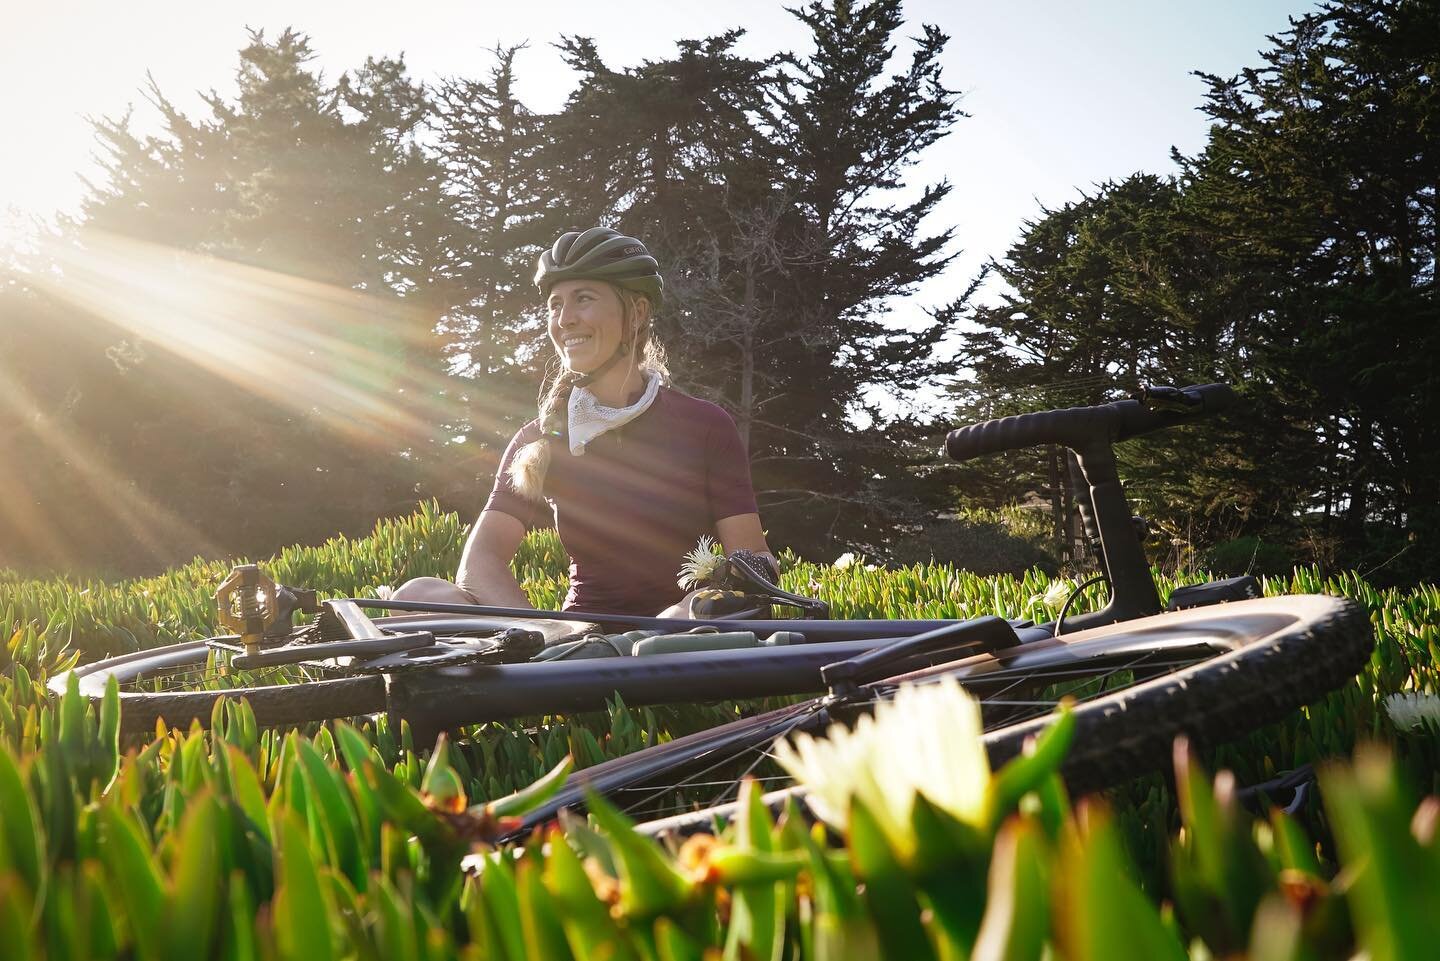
[
  {"xmin": 1, "ymin": 503, "xmax": 1439, "ymax": 957},
  {"xmin": 1, "ymin": 648, "xmax": 1438, "ymax": 958}
]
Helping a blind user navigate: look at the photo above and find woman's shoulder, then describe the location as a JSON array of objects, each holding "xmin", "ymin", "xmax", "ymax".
[
  {"xmin": 656, "ymin": 386, "xmax": 738, "ymax": 429},
  {"xmin": 506, "ymin": 418, "xmax": 544, "ymax": 447}
]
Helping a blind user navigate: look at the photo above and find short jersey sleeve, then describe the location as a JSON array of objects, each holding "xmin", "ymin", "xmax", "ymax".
[
  {"xmin": 483, "ymin": 422, "xmax": 553, "ymax": 530},
  {"xmin": 704, "ymin": 407, "xmax": 760, "ymax": 521}
]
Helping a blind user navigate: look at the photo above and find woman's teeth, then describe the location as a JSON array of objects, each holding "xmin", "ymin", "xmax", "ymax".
[{"xmin": 563, "ymin": 335, "xmax": 592, "ymax": 348}]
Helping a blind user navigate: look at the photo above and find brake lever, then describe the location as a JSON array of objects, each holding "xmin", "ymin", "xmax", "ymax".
[{"xmin": 723, "ymin": 551, "xmax": 830, "ymax": 619}]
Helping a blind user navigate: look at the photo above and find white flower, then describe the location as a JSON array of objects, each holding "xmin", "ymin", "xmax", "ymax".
[
  {"xmin": 676, "ymin": 535, "xmax": 726, "ymax": 590},
  {"xmin": 1384, "ymin": 691, "xmax": 1440, "ymax": 732},
  {"xmin": 772, "ymin": 675, "xmax": 990, "ymax": 860},
  {"xmin": 1040, "ymin": 580, "xmax": 1071, "ymax": 612},
  {"xmin": 834, "ymin": 552, "xmax": 857, "ymax": 570}
]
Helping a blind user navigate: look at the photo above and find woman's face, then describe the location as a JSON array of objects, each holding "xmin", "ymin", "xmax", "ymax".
[{"xmin": 547, "ymin": 280, "xmax": 628, "ymax": 374}]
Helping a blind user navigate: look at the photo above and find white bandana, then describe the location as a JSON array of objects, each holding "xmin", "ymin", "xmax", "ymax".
[{"xmin": 567, "ymin": 371, "xmax": 662, "ymax": 455}]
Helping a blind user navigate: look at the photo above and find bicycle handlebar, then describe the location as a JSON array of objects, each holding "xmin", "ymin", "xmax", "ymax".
[{"xmin": 944, "ymin": 383, "xmax": 1235, "ymax": 462}]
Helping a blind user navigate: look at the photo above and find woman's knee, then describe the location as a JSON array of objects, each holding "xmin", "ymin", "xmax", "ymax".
[
  {"xmin": 656, "ymin": 589, "xmax": 703, "ymax": 619},
  {"xmin": 390, "ymin": 577, "xmax": 477, "ymax": 604}
]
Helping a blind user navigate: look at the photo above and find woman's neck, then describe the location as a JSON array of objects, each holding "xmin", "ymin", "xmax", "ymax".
[{"xmin": 585, "ymin": 364, "xmax": 648, "ymax": 407}]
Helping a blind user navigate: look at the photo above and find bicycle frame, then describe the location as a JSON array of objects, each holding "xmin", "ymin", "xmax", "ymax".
[
  {"xmin": 386, "ymin": 618, "xmax": 1040, "ymax": 734},
  {"xmin": 1061, "ymin": 438, "xmax": 1163, "ymax": 628}
]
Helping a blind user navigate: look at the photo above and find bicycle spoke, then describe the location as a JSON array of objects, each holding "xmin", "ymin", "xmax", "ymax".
[
  {"xmin": 598, "ymin": 647, "xmax": 1223, "ymax": 824},
  {"xmin": 610, "ymin": 701, "xmax": 826, "ymax": 820},
  {"xmin": 856, "ymin": 651, "xmax": 1210, "ymax": 710}
]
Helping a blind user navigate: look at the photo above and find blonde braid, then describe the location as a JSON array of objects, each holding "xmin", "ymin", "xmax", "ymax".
[{"xmin": 507, "ymin": 363, "xmax": 578, "ymax": 502}]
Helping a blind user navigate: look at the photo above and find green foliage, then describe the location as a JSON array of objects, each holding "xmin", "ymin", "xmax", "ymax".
[
  {"xmin": 2, "ymin": 639, "xmax": 1438, "ymax": 957},
  {"xmin": 5, "ymin": 504, "xmax": 1440, "ymax": 804},
  {"xmin": 2, "ymin": 503, "xmax": 1440, "ymax": 956},
  {"xmin": 1204, "ymin": 536, "xmax": 1295, "ymax": 578},
  {"xmin": 960, "ymin": 1, "xmax": 1440, "ymax": 584},
  {"xmin": 884, "ymin": 508, "xmax": 1059, "ymax": 575}
]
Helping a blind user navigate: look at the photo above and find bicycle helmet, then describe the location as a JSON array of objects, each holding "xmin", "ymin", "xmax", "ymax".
[{"xmin": 534, "ymin": 227, "xmax": 664, "ymax": 307}]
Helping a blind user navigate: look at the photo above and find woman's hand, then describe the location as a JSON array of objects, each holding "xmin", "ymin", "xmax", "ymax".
[{"xmin": 715, "ymin": 512, "xmax": 777, "ymax": 580}]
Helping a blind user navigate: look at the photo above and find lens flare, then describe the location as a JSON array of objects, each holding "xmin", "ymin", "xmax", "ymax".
[
  {"xmin": 2, "ymin": 227, "xmax": 523, "ymax": 571},
  {"xmin": 27, "ymin": 228, "xmax": 470, "ymax": 442}
]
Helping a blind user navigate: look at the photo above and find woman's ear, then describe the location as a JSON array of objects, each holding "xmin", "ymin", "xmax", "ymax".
[{"xmin": 631, "ymin": 292, "xmax": 652, "ymax": 327}]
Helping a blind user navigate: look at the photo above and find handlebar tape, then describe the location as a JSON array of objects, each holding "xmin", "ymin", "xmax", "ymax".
[{"xmin": 944, "ymin": 383, "xmax": 1235, "ymax": 463}]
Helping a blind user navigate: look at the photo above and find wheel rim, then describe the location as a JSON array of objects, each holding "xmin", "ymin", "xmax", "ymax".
[
  {"xmin": 524, "ymin": 595, "xmax": 1371, "ymax": 833},
  {"xmin": 591, "ymin": 640, "xmax": 1229, "ymax": 823}
]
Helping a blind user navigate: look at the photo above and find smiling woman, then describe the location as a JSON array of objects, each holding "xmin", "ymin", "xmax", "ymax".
[{"xmin": 393, "ymin": 227, "xmax": 776, "ymax": 617}]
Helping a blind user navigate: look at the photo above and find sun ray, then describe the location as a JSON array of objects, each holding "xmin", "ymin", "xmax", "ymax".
[
  {"xmin": 0, "ymin": 368, "xmax": 223, "ymax": 571},
  {"xmin": 2, "ymin": 227, "xmax": 536, "ymax": 572},
  {"xmin": 25, "ymin": 228, "xmax": 537, "ymax": 447}
]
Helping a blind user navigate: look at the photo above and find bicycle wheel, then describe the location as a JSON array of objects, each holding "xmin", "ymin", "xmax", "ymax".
[
  {"xmin": 53, "ymin": 613, "xmax": 596, "ymax": 734},
  {"xmin": 510, "ymin": 593, "xmax": 1374, "ymax": 834}
]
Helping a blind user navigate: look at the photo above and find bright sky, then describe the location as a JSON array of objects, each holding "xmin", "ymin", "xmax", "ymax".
[{"xmin": 1, "ymin": 0, "xmax": 1314, "ymax": 299}]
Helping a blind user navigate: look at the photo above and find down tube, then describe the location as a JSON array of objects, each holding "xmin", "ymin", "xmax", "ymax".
[{"xmin": 387, "ymin": 638, "xmax": 893, "ymax": 732}]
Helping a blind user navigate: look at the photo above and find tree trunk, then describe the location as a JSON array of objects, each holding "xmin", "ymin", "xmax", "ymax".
[
  {"xmin": 1343, "ymin": 415, "xmax": 1373, "ymax": 551},
  {"xmin": 737, "ymin": 265, "xmax": 756, "ymax": 451},
  {"xmin": 1048, "ymin": 444, "xmax": 1064, "ymax": 560}
]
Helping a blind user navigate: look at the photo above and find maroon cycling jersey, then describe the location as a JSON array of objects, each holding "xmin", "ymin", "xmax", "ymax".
[{"xmin": 485, "ymin": 387, "xmax": 759, "ymax": 615}]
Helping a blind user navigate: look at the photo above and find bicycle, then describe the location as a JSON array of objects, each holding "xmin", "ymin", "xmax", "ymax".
[
  {"xmin": 499, "ymin": 382, "xmax": 1373, "ymax": 831},
  {"xmin": 50, "ymin": 384, "xmax": 1373, "ymax": 819}
]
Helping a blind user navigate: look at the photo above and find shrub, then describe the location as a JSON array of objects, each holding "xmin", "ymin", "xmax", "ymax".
[
  {"xmin": 885, "ymin": 509, "xmax": 1060, "ymax": 575},
  {"xmin": 1205, "ymin": 535, "xmax": 1294, "ymax": 576}
]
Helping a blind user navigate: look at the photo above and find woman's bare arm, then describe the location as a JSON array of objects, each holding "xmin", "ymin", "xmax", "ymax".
[
  {"xmin": 455, "ymin": 510, "xmax": 534, "ymax": 608},
  {"xmin": 715, "ymin": 512, "xmax": 777, "ymax": 577}
]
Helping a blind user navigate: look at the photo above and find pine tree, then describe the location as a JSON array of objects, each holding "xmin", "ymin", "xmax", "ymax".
[
  {"xmin": 536, "ymin": 1, "xmax": 967, "ymax": 556},
  {"xmin": 959, "ymin": 0, "xmax": 1439, "ymax": 581},
  {"xmin": 63, "ymin": 29, "xmax": 463, "ymax": 568},
  {"xmin": 756, "ymin": 0, "xmax": 963, "ymax": 554},
  {"xmin": 430, "ymin": 45, "xmax": 554, "ymax": 454},
  {"xmin": 955, "ymin": 174, "xmax": 1266, "ymax": 551},
  {"xmin": 1180, "ymin": 0, "xmax": 1440, "ymax": 579}
]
